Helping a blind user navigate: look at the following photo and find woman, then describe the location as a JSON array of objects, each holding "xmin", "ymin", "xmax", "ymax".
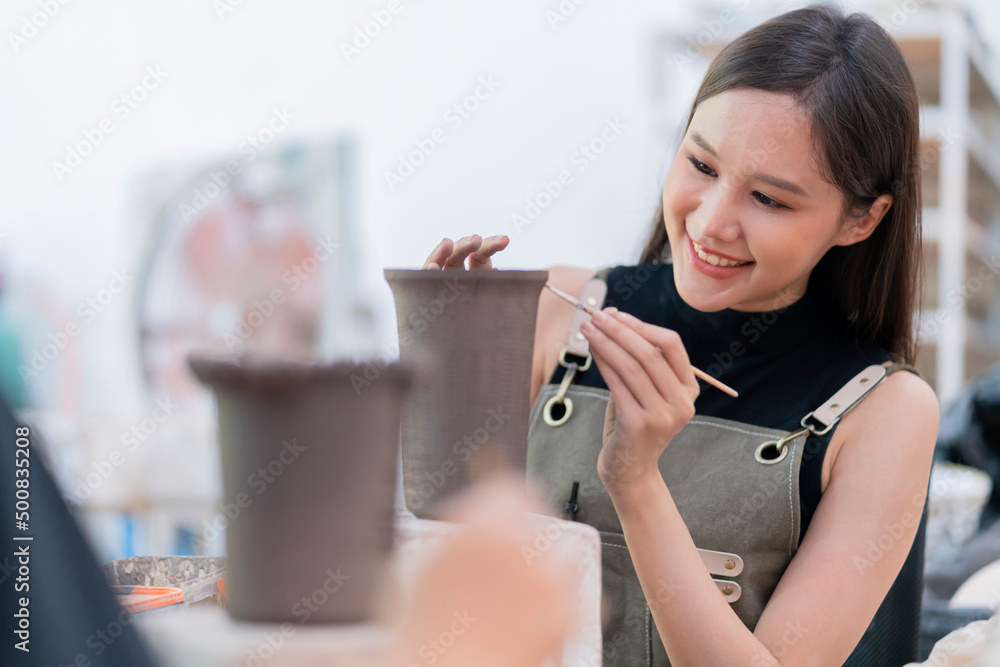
[{"xmin": 422, "ymin": 4, "xmax": 938, "ymax": 665}]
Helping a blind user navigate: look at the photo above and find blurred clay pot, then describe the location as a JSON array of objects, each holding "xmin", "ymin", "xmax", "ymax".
[
  {"xmin": 188, "ymin": 354, "xmax": 413, "ymax": 623},
  {"xmin": 384, "ymin": 268, "xmax": 548, "ymax": 518}
]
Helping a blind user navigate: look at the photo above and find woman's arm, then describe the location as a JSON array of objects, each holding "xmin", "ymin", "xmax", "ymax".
[{"xmin": 582, "ymin": 307, "xmax": 938, "ymax": 666}]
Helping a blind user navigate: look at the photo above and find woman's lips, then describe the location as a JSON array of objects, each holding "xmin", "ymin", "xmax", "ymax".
[{"xmin": 686, "ymin": 235, "xmax": 754, "ymax": 278}]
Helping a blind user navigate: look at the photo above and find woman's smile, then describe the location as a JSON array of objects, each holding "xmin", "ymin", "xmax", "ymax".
[{"xmin": 685, "ymin": 234, "xmax": 755, "ymax": 280}]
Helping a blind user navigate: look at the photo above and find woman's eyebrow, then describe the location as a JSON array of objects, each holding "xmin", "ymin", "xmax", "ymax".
[
  {"xmin": 690, "ymin": 130, "xmax": 807, "ymax": 197},
  {"xmin": 691, "ymin": 131, "xmax": 720, "ymax": 160}
]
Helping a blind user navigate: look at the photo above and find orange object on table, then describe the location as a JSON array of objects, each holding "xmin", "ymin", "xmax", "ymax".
[{"xmin": 112, "ymin": 585, "xmax": 186, "ymax": 613}]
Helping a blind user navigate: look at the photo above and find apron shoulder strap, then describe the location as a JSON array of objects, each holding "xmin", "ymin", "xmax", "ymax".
[
  {"xmin": 592, "ymin": 265, "xmax": 614, "ymax": 283},
  {"xmin": 800, "ymin": 359, "xmax": 924, "ymax": 436},
  {"xmin": 561, "ymin": 266, "xmax": 614, "ymax": 357},
  {"xmin": 883, "ymin": 360, "xmax": 924, "ymax": 380}
]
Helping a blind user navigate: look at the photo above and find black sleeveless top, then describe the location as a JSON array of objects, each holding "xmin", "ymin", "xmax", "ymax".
[{"xmin": 547, "ymin": 262, "xmax": 892, "ymax": 544}]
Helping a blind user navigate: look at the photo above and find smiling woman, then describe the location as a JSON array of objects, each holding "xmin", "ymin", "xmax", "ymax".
[{"xmin": 420, "ymin": 4, "xmax": 936, "ymax": 666}]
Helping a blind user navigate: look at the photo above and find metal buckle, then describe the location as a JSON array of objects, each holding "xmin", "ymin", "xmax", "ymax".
[
  {"xmin": 799, "ymin": 365, "xmax": 888, "ymax": 436},
  {"xmin": 800, "ymin": 411, "xmax": 835, "ymax": 436},
  {"xmin": 558, "ymin": 347, "xmax": 592, "ymax": 372},
  {"xmin": 543, "ymin": 362, "xmax": 578, "ymax": 427}
]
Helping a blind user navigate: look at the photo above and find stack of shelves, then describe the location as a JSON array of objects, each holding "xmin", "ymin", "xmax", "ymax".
[{"xmin": 894, "ymin": 1, "xmax": 1000, "ymax": 403}]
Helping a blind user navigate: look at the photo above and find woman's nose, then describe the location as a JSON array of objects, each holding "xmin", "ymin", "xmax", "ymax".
[{"xmin": 698, "ymin": 186, "xmax": 742, "ymax": 242}]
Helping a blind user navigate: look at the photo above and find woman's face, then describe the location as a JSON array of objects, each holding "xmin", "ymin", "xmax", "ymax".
[{"xmin": 662, "ymin": 88, "xmax": 853, "ymax": 312}]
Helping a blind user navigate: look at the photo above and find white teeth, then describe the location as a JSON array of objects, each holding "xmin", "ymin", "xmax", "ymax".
[{"xmin": 692, "ymin": 240, "xmax": 751, "ymax": 267}]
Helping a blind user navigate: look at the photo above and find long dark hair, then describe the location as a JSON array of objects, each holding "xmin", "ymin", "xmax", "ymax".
[{"xmin": 640, "ymin": 4, "xmax": 922, "ymax": 363}]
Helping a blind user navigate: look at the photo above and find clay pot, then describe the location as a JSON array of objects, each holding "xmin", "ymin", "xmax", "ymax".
[
  {"xmin": 383, "ymin": 268, "xmax": 548, "ymax": 518},
  {"xmin": 188, "ymin": 354, "xmax": 413, "ymax": 623}
]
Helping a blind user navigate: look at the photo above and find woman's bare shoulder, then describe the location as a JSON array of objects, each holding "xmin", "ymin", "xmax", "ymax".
[{"xmin": 826, "ymin": 367, "xmax": 938, "ymax": 491}]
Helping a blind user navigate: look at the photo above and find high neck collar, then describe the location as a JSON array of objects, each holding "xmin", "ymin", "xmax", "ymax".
[{"xmin": 660, "ymin": 260, "xmax": 839, "ymax": 356}]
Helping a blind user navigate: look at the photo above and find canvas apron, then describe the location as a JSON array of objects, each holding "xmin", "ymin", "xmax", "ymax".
[{"xmin": 525, "ymin": 274, "xmax": 918, "ymax": 667}]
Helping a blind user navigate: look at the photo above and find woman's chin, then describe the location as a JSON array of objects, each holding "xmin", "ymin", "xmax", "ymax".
[{"xmin": 673, "ymin": 272, "xmax": 732, "ymax": 313}]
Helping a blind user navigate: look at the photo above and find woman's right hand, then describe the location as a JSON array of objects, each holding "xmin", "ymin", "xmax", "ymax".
[{"xmin": 421, "ymin": 234, "xmax": 509, "ymax": 270}]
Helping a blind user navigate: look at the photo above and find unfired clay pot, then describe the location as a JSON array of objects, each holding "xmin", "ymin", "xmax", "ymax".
[
  {"xmin": 384, "ymin": 268, "xmax": 548, "ymax": 518},
  {"xmin": 188, "ymin": 354, "xmax": 413, "ymax": 623}
]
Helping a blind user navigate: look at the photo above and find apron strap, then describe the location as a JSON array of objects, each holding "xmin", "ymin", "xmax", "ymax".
[
  {"xmin": 799, "ymin": 359, "xmax": 923, "ymax": 436},
  {"xmin": 563, "ymin": 272, "xmax": 610, "ymax": 357},
  {"xmin": 542, "ymin": 266, "xmax": 613, "ymax": 427}
]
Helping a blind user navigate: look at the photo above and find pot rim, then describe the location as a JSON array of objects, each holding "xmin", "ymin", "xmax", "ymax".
[
  {"xmin": 383, "ymin": 268, "xmax": 549, "ymax": 282},
  {"xmin": 187, "ymin": 352, "xmax": 416, "ymax": 391}
]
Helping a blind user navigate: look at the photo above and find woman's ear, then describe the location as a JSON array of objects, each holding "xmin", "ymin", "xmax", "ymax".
[{"xmin": 834, "ymin": 193, "xmax": 893, "ymax": 247}]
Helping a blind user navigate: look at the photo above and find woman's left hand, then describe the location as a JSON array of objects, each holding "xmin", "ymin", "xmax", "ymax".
[{"xmin": 580, "ymin": 307, "xmax": 700, "ymax": 492}]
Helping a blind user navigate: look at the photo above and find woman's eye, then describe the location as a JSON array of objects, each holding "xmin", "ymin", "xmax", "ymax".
[
  {"xmin": 687, "ymin": 154, "xmax": 788, "ymax": 210},
  {"xmin": 753, "ymin": 192, "xmax": 786, "ymax": 209},
  {"xmin": 687, "ymin": 155, "xmax": 716, "ymax": 177}
]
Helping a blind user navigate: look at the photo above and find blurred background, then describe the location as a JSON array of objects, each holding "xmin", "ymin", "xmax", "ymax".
[{"xmin": 4, "ymin": 0, "xmax": 1000, "ymax": 569}]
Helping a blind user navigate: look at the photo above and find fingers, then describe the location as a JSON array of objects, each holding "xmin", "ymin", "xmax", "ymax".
[
  {"xmin": 582, "ymin": 308, "xmax": 698, "ymax": 417},
  {"xmin": 422, "ymin": 238, "xmax": 454, "ymax": 270},
  {"xmin": 469, "ymin": 235, "xmax": 509, "ymax": 269},
  {"xmin": 581, "ymin": 315, "xmax": 661, "ymax": 411},
  {"xmin": 589, "ymin": 344, "xmax": 642, "ymax": 417},
  {"xmin": 442, "ymin": 234, "xmax": 482, "ymax": 268},
  {"xmin": 613, "ymin": 310, "xmax": 700, "ymax": 401},
  {"xmin": 423, "ymin": 235, "xmax": 508, "ymax": 270}
]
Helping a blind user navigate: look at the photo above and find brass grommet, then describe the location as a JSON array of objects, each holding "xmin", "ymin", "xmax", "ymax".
[
  {"xmin": 830, "ymin": 403, "xmax": 840, "ymax": 410},
  {"xmin": 754, "ymin": 440, "xmax": 790, "ymax": 465},
  {"xmin": 724, "ymin": 559, "xmax": 736, "ymax": 570},
  {"xmin": 860, "ymin": 377, "xmax": 869, "ymax": 384},
  {"xmin": 543, "ymin": 395, "xmax": 573, "ymax": 427},
  {"xmin": 722, "ymin": 585, "xmax": 734, "ymax": 596}
]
